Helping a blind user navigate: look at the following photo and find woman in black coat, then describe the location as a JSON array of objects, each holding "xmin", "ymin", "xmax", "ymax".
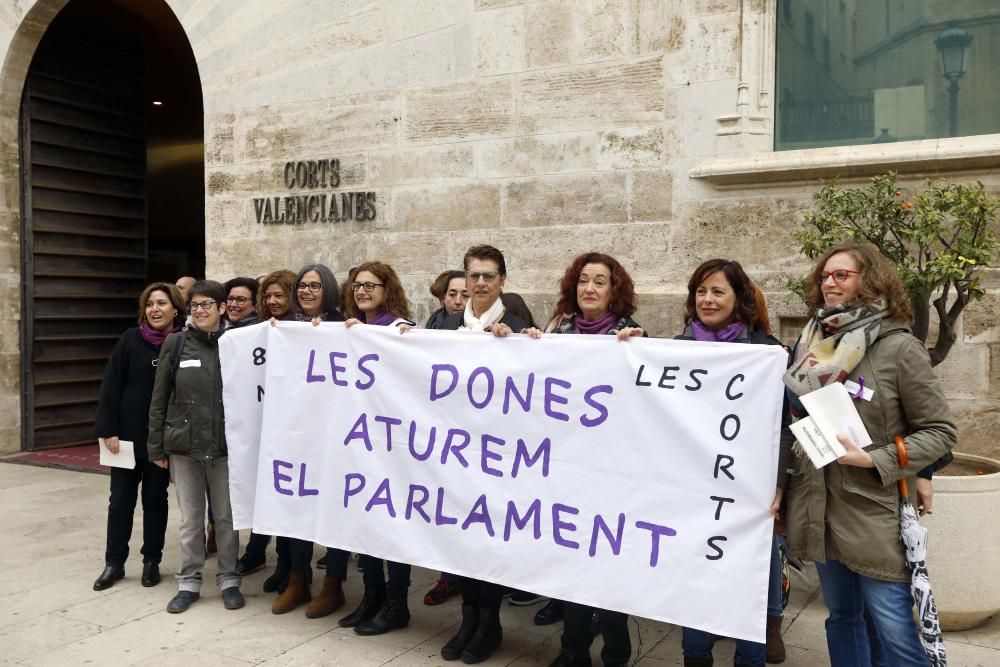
[{"xmin": 93, "ymin": 282, "xmax": 186, "ymax": 591}]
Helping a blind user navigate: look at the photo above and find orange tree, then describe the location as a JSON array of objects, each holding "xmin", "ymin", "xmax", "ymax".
[{"xmin": 790, "ymin": 172, "xmax": 1000, "ymax": 366}]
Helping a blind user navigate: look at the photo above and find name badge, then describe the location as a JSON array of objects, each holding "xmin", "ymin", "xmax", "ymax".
[
  {"xmin": 179, "ymin": 359, "xmax": 202, "ymax": 369},
  {"xmin": 843, "ymin": 379, "xmax": 873, "ymax": 401}
]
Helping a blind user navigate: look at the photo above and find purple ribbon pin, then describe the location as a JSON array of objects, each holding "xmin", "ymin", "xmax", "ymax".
[{"xmin": 852, "ymin": 375, "xmax": 865, "ymax": 399}]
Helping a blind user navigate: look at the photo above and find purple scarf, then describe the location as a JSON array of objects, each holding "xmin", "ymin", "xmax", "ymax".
[
  {"xmin": 139, "ymin": 321, "xmax": 181, "ymax": 348},
  {"xmin": 574, "ymin": 312, "xmax": 618, "ymax": 336},
  {"xmin": 365, "ymin": 309, "xmax": 397, "ymax": 327},
  {"xmin": 690, "ymin": 320, "xmax": 746, "ymax": 342}
]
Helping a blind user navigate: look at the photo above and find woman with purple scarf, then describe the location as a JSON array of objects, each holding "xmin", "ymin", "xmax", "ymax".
[
  {"xmin": 93, "ymin": 282, "xmax": 186, "ymax": 591},
  {"xmin": 528, "ymin": 252, "xmax": 644, "ymax": 667},
  {"xmin": 338, "ymin": 261, "xmax": 416, "ymax": 636},
  {"xmin": 676, "ymin": 259, "xmax": 786, "ymax": 667}
]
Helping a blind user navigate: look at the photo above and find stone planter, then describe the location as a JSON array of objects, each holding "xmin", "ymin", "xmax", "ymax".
[{"xmin": 922, "ymin": 453, "xmax": 1000, "ymax": 631}]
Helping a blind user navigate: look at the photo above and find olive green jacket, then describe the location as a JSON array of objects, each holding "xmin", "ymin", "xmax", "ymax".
[
  {"xmin": 147, "ymin": 326, "xmax": 228, "ymax": 461},
  {"xmin": 779, "ymin": 320, "xmax": 956, "ymax": 582}
]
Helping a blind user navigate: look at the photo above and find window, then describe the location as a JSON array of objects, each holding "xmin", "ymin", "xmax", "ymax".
[{"xmin": 774, "ymin": 0, "xmax": 1000, "ymax": 151}]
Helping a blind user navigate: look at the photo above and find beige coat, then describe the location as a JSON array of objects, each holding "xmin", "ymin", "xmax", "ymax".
[{"xmin": 779, "ymin": 320, "xmax": 956, "ymax": 582}]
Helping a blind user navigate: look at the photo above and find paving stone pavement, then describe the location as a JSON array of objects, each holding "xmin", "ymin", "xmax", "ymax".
[{"xmin": 0, "ymin": 463, "xmax": 997, "ymax": 666}]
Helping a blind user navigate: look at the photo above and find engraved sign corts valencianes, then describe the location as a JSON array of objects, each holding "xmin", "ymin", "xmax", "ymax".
[{"xmin": 252, "ymin": 159, "xmax": 377, "ymax": 225}]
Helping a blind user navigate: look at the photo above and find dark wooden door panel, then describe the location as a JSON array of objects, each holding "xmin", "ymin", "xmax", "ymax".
[{"xmin": 21, "ymin": 22, "xmax": 146, "ymax": 451}]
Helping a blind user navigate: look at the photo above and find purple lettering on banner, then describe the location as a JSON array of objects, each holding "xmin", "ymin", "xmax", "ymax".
[
  {"xmin": 543, "ymin": 377, "xmax": 572, "ymax": 422},
  {"xmin": 635, "ymin": 520, "xmax": 678, "ymax": 567},
  {"xmin": 580, "ymin": 385, "xmax": 613, "ymax": 428},
  {"xmin": 511, "ymin": 437, "xmax": 551, "ymax": 478},
  {"xmin": 329, "ymin": 351, "xmax": 349, "ymax": 387},
  {"xmin": 343, "ymin": 413, "xmax": 373, "ymax": 451},
  {"xmin": 480, "ymin": 434, "xmax": 505, "ymax": 478},
  {"xmin": 503, "ymin": 498, "xmax": 542, "ymax": 541},
  {"xmin": 273, "ymin": 459, "xmax": 294, "ymax": 496},
  {"xmin": 305, "ymin": 350, "xmax": 326, "ymax": 383},
  {"xmin": 502, "ymin": 373, "xmax": 534, "ymax": 414},
  {"xmin": 725, "ymin": 373, "xmax": 745, "ymax": 400},
  {"xmin": 588, "ymin": 512, "xmax": 626, "ymax": 557},
  {"xmin": 429, "ymin": 364, "xmax": 459, "ymax": 401},
  {"xmin": 710, "ymin": 495, "xmax": 735, "ymax": 520},
  {"xmin": 461, "ymin": 493, "xmax": 496, "ymax": 537},
  {"xmin": 366, "ymin": 477, "xmax": 397, "ymax": 517},
  {"xmin": 298, "ymin": 463, "xmax": 319, "ymax": 496},
  {"xmin": 343, "ymin": 473, "xmax": 366, "ymax": 507},
  {"xmin": 355, "ymin": 353, "xmax": 379, "ymax": 390},
  {"xmin": 374, "ymin": 415, "xmax": 402, "ymax": 451},
  {"xmin": 406, "ymin": 484, "xmax": 431, "ymax": 522},
  {"xmin": 407, "ymin": 420, "xmax": 436, "ymax": 461},
  {"xmin": 552, "ymin": 503, "xmax": 580, "ymax": 549},
  {"xmin": 706, "ymin": 536, "xmax": 727, "ymax": 560},
  {"xmin": 714, "ymin": 455, "xmax": 735, "ymax": 480},
  {"xmin": 467, "ymin": 367, "xmax": 495, "ymax": 409},
  {"xmin": 434, "ymin": 487, "xmax": 458, "ymax": 526},
  {"xmin": 440, "ymin": 428, "xmax": 470, "ymax": 468}
]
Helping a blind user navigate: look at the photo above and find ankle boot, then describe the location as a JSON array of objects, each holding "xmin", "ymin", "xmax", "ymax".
[
  {"xmin": 272, "ymin": 570, "xmax": 311, "ymax": 614},
  {"xmin": 354, "ymin": 595, "xmax": 410, "ymax": 635},
  {"xmin": 765, "ymin": 615, "xmax": 785, "ymax": 663},
  {"xmin": 305, "ymin": 575, "xmax": 346, "ymax": 618},
  {"xmin": 338, "ymin": 584, "xmax": 384, "ymax": 627},
  {"xmin": 460, "ymin": 606, "xmax": 502, "ymax": 664},
  {"xmin": 263, "ymin": 556, "xmax": 290, "ymax": 594},
  {"xmin": 441, "ymin": 603, "xmax": 479, "ymax": 661}
]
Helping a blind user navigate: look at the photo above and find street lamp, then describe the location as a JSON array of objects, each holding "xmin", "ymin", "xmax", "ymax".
[{"xmin": 934, "ymin": 21, "xmax": 973, "ymax": 137}]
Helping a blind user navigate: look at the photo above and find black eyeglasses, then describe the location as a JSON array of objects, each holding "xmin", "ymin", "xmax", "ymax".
[
  {"xmin": 817, "ymin": 269, "xmax": 860, "ymax": 285},
  {"xmin": 189, "ymin": 300, "xmax": 217, "ymax": 312},
  {"xmin": 296, "ymin": 281, "xmax": 323, "ymax": 292},
  {"xmin": 351, "ymin": 282, "xmax": 384, "ymax": 293},
  {"xmin": 467, "ymin": 271, "xmax": 500, "ymax": 283},
  {"xmin": 226, "ymin": 296, "xmax": 251, "ymax": 305}
]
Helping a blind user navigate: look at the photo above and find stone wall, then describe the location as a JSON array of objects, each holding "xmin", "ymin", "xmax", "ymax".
[{"xmin": 0, "ymin": 0, "xmax": 997, "ymax": 455}]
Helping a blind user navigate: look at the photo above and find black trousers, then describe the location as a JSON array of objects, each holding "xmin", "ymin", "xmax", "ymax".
[
  {"xmin": 280, "ymin": 538, "xmax": 351, "ymax": 580},
  {"xmin": 244, "ymin": 531, "xmax": 271, "ymax": 558},
  {"xmin": 104, "ymin": 460, "xmax": 170, "ymax": 566},
  {"xmin": 360, "ymin": 554, "xmax": 411, "ymax": 598},
  {"xmin": 561, "ymin": 602, "xmax": 631, "ymax": 667},
  {"xmin": 458, "ymin": 576, "xmax": 503, "ymax": 611}
]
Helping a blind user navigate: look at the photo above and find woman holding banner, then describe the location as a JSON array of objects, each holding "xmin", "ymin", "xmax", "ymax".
[
  {"xmin": 338, "ymin": 261, "xmax": 417, "ymax": 635},
  {"xmin": 778, "ymin": 242, "xmax": 955, "ymax": 667},
  {"xmin": 93, "ymin": 282, "xmax": 184, "ymax": 591},
  {"xmin": 270, "ymin": 263, "xmax": 353, "ymax": 618},
  {"xmin": 436, "ymin": 244, "xmax": 529, "ymax": 664},
  {"xmin": 523, "ymin": 252, "xmax": 643, "ymax": 667},
  {"xmin": 671, "ymin": 259, "xmax": 786, "ymax": 667}
]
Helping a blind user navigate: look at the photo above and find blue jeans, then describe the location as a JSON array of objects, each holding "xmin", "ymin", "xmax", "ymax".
[
  {"xmin": 815, "ymin": 559, "xmax": 929, "ymax": 667},
  {"xmin": 767, "ymin": 535, "xmax": 786, "ymax": 617}
]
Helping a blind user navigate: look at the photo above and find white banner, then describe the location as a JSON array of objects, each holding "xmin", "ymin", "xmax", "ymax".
[{"xmin": 220, "ymin": 322, "xmax": 786, "ymax": 642}]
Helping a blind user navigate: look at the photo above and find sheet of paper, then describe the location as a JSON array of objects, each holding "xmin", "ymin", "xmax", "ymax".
[
  {"xmin": 99, "ymin": 438, "xmax": 136, "ymax": 469},
  {"xmin": 799, "ymin": 382, "xmax": 873, "ymax": 454},
  {"xmin": 789, "ymin": 416, "xmax": 840, "ymax": 468}
]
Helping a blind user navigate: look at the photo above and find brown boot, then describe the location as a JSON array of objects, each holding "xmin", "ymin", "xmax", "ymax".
[
  {"xmin": 305, "ymin": 575, "xmax": 345, "ymax": 618},
  {"xmin": 765, "ymin": 615, "xmax": 785, "ymax": 663},
  {"xmin": 272, "ymin": 571, "xmax": 311, "ymax": 614}
]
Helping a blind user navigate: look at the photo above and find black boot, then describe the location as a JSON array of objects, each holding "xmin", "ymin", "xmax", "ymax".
[
  {"xmin": 354, "ymin": 595, "xmax": 410, "ymax": 635},
  {"xmin": 460, "ymin": 606, "xmax": 502, "ymax": 664},
  {"xmin": 93, "ymin": 564, "xmax": 124, "ymax": 591},
  {"xmin": 338, "ymin": 584, "xmax": 384, "ymax": 628},
  {"xmin": 263, "ymin": 556, "xmax": 290, "ymax": 594},
  {"xmin": 441, "ymin": 603, "xmax": 479, "ymax": 661},
  {"xmin": 683, "ymin": 658, "xmax": 714, "ymax": 667}
]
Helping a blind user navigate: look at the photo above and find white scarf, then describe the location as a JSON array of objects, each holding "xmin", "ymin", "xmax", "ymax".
[{"xmin": 461, "ymin": 296, "xmax": 505, "ymax": 332}]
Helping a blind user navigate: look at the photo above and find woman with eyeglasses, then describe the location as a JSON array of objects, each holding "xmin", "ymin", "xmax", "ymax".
[
  {"xmin": 93, "ymin": 282, "xmax": 185, "ymax": 591},
  {"xmin": 672, "ymin": 259, "xmax": 785, "ymax": 667},
  {"xmin": 778, "ymin": 242, "xmax": 955, "ymax": 667},
  {"xmin": 434, "ymin": 244, "xmax": 529, "ymax": 664},
  {"xmin": 335, "ymin": 261, "xmax": 417, "ymax": 636},
  {"xmin": 269, "ymin": 263, "xmax": 353, "ymax": 620},
  {"xmin": 224, "ymin": 277, "xmax": 260, "ymax": 328},
  {"xmin": 148, "ymin": 280, "xmax": 244, "ymax": 614},
  {"xmin": 234, "ymin": 270, "xmax": 301, "ymax": 577}
]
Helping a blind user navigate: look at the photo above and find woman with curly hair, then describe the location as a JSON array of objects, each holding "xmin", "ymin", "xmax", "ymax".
[
  {"xmin": 256, "ymin": 269, "xmax": 297, "ymax": 321},
  {"xmin": 778, "ymin": 242, "xmax": 955, "ymax": 667},
  {"xmin": 342, "ymin": 261, "xmax": 416, "ymax": 328}
]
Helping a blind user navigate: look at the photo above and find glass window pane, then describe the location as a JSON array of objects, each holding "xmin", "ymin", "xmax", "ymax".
[{"xmin": 775, "ymin": 0, "xmax": 1000, "ymax": 150}]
